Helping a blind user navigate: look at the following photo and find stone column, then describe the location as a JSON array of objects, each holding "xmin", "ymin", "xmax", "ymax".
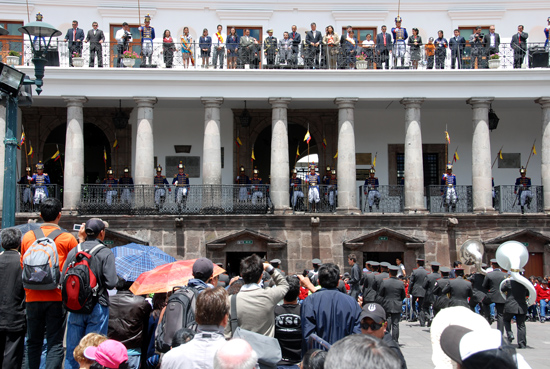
[
  {"xmin": 335, "ymin": 98, "xmax": 359, "ymax": 213},
  {"xmin": 467, "ymin": 98, "xmax": 495, "ymax": 213},
  {"xmin": 269, "ymin": 98, "xmax": 291, "ymax": 213},
  {"xmin": 0, "ymin": 101, "xmax": 6, "ymax": 211},
  {"xmin": 201, "ymin": 97, "xmax": 224, "ymax": 185},
  {"xmin": 63, "ymin": 96, "xmax": 87, "ymax": 211},
  {"xmin": 400, "ymin": 98, "xmax": 427, "ymax": 213},
  {"xmin": 536, "ymin": 97, "xmax": 550, "ymax": 213},
  {"xmin": 134, "ymin": 97, "xmax": 157, "ymax": 185}
]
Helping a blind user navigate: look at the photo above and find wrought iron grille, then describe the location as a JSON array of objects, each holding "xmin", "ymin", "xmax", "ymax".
[
  {"xmin": 426, "ymin": 185, "xmax": 473, "ymax": 213},
  {"xmin": 494, "ymin": 185, "xmax": 543, "ymax": 214},
  {"xmin": 16, "ymin": 184, "xmax": 61, "ymax": 213},
  {"xmin": 359, "ymin": 185, "xmax": 404, "ymax": 214},
  {"xmin": 290, "ymin": 184, "xmax": 338, "ymax": 213}
]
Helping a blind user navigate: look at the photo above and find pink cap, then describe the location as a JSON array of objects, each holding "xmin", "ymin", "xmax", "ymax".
[{"xmin": 84, "ymin": 340, "xmax": 128, "ymax": 368}]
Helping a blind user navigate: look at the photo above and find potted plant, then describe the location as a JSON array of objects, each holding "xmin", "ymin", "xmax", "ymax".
[
  {"xmin": 122, "ymin": 51, "xmax": 140, "ymax": 67},
  {"xmin": 6, "ymin": 50, "xmax": 20, "ymax": 66},
  {"xmin": 356, "ymin": 54, "xmax": 368, "ymax": 70},
  {"xmin": 72, "ymin": 51, "xmax": 85, "ymax": 67},
  {"xmin": 488, "ymin": 53, "xmax": 500, "ymax": 69}
]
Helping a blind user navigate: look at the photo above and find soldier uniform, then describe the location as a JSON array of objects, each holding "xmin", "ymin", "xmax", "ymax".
[
  {"xmin": 441, "ymin": 162, "xmax": 457, "ymax": 211},
  {"xmin": 118, "ymin": 167, "xmax": 134, "ymax": 205},
  {"xmin": 103, "ymin": 167, "xmax": 118, "ymax": 206},
  {"xmin": 408, "ymin": 259, "xmax": 429, "ymax": 326},
  {"xmin": 290, "ymin": 169, "xmax": 304, "ymax": 209},
  {"xmin": 441, "ymin": 268, "xmax": 473, "ymax": 308},
  {"xmin": 18, "ymin": 167, "xmax": 34, "ymax": 211},
  {"xmin": 322, "ymin": 166, "xmax": 332, "ymax": 184},
  {"xmin": 364, "ymin": 167, "xmax": 380, "ymax": 212},
  {"xmin": 139, "ymin": 14, "xmax": 155, "ymax": 66},
  {"xmin": 362, "ymin": 261, "xmax": 380, "ymax": 305},
  {"xmin": 482, "ymin": 262, "xmax": 507, "ymax": 334},
  {"xmin": 31, "ymin": 161, "xmax": 50, "ymax": 205},
  {"xmin": 502, "ymin": 279, "xmax": 529, "ymax": 348},
  {"xmin": 154, "ymin": 165, "xmax": 169, "ymax": 206},
  {"xmin": 433, "ymin": 267, "xmax": 451, "ymax": 316},
  {"xmin": 172, "ymin": 162, "xmax": 190, "ymax": 207},
  {"xmin": 378, "ymin": 265, "xmax": 406, "ymax": 343},
  {"xmin": 468, "ymin": 265, "xmax": 489, "ymax": 319},
  {"xmin": 391, "ymin": 16, "xmax": 408, "ymax": 67},
  {"xmin": 421, "ymin": 262, "xmax": 441, "ymax": 326},
  {"xmin": 374, "ymin": 262, "xmax": 391, "ymax": 305},
  {"xmin": 306, "ymin": 165, "xmax": 321, "ymax": 211},
  {"xmin": 236, "ymin": 166, "xmax": 250, "ymax": 202},
  {"xmin": 264, "ymin": 29, "xmax": 278, "ymax": 66},
  {"xmin": 250, "ymin": 168, "xmax": 263, "ymax": 205},
  {"xmin": 514, "ymin": 167, "xmax": 532, "ymax": 214},
  {"xmin": 326, "ymin": 169, "xmax": 338, "ymax": 211}
]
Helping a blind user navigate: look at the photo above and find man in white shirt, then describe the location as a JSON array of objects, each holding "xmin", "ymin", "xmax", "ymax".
[{"xmin": 115, "ymin": 22, "xmax": 132, "ymax": 67}]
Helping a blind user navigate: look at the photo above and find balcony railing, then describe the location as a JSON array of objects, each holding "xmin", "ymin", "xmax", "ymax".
[
  {"xmin": 16, "ymin": 184, "xmax": 62, "ymax": 213},
  {"xmin": 359, "ymin": 185, "xmax": 404, "ymax": 214},
  {"xmin": 78, "ymin": 184, "xmax": 272, "ymax": 215},
  {"xmin": 290, "ymin": 184, "xmax": 337, "ymax": 213},
  {"xmin": 494, "ymin": 185, "xmax": 543, "ymax": 214},
  {"xmin": 9, "ymin": 40, "xmax": 549, "ymax": 70},
  {"xmin": 426, "ymin": 185, "xmax": 473, "ymax": 213}
]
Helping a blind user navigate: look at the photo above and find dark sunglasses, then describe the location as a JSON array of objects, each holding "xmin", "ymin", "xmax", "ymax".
[{"xmin": 361, "ymin": 321, "xmax": 384, "ymax": 331}]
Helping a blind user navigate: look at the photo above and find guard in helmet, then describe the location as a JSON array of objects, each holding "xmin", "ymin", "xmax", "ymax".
[
  {"xmin": 154, "ymin": 165, "xmax": 169, "ymax": 208},
  {"xmin": 442, "ymin": 162, "xmax": 457, "ymax": 211},
  {"xmin": 391, "ymin": 16, "xmax": 408, "ymax": 67},
  {"xmin": 139, "ymin": 14, "xmax": 155, "ymax": 66},
  {"xmin": 364, "ymin": 167, "xmax": 380, "ymax": 212},
  {"xmin": 119, "ymin": 167, "xmax": 134, "ymax": 205},
  {"xmin": 236, "ymin": 165, "xmax": 250, "ymax": 202},
  {"xmin": 18, "ymin": 166, "xmax": 34, "ymax": 211},
  {"xmin": 31, "ymin": 161, "xmax": 50, "ymax": 205},
  {"xmin": 326, "ymin": 169, "xmax": 338, "ymax": 212},
  {"xmin": 306, "ymin": 164, "xmax": 321, "ymax": 212},
  {"xmin": 250, "ymin": 167, "xmax": 264, "ymax": 205},
  {"xmin": 322, "ymin": 165, "xmax": 332, "ymax": 183},
  {"xmin": 173, "ymin": 161, "xmax": 190, "ymax": 210},
  {"xmin": 290, "ymin": 168, "xmax": 304, "ymax": 210},
  {"xmin": 514, "ymin": 167, "xmax": 532, "ymax": 214},
  {"xmin": 103, "ymin": 167, "xmax": 118, "ymax": 206}
]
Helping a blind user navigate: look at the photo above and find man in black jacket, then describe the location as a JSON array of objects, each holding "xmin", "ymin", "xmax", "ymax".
[
  {"xmin": 0, "ymin": 228, "xmax": 26, "ymax": 368},
  {"xmin": 289, "ymin": 25, "xmax": 301, "ymax": 67},
  {"xmin": 378, "ymin": 266, "xmax": 406, "ymax": 343},
  {"xmin": 441, "ymin": 268, "xmax": 472, "ymax": 308},
  {"xmin": 362, "ymin": 261, "xmax": 379, "ymax": 305},
  {"xmin": 449, "ymin": 29, "xmax": 465, "ymax": 69},
  {"xmin": 63, "ymin": 218, "xmax": 118, "ymax": 369},
  {"xmin": 511, "ymin": 25, "xmax": 529, "ymax": 69},
  {"xmin": 483, "ymin": 25, "xmax": 500, "ymax": 61},
  {"xmin": 408, "ymin": 259, "xmax": 429, "ymax": 326},
  {"xmin": 348, "ymin": 254, "xmax": 361, "ymax": 301},
  {"xmin": 305, "ymin": 23, "xmax": 322, "ymax": 68},
  {"xmin": 422, "ymin": 262, "xmax": 441, "ymax": 326},
  {"xmin": 502, "ymin": 278, "xmax": 529, "ymax": 348},
  {"xmin": 482, "ymin": 260, "xmax": 507, "ymax": 333}
]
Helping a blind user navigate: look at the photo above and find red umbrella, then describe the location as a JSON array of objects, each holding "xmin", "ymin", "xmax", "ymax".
[{"xmin": 130, "ymin": 259, "xmax": 225, "ymax": 295}]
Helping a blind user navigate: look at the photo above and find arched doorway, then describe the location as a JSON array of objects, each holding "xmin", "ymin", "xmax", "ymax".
[
  {"xmin": 43, "ymin": 123, "xmax": 112, "ymax": 185},
  {"xmin": 253, "ymin": 123, "xmax": 316, "ymax": 180}
]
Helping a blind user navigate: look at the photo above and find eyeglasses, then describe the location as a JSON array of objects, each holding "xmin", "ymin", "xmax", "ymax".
[{"xmin": 360, "ymin": 321, "xmax": 384, "ymax": 331}]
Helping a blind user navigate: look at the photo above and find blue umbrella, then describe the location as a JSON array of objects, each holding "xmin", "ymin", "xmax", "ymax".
[{"xmin": 112, "ymin": 243, "xmax": 176, "ymax": 282}]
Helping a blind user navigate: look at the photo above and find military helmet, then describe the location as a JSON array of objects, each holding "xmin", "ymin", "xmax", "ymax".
[
  {"xmin": 395, "ymin": 16, "xmax": 403, "ymax": 23},
  {"xmin": 292, "ymin": 168, "xmax": 297, "ymax": 174},
  {"xmin": 107, "ymin": 167, "xmax": 113, "ymax": 175},
  {"xmin": 144, "ymin": 14, "xmax": 151, "ymax": 22},
  {"xmin": 520, "ymin": 166, "xmax": 526, "ymax": 174},
  {"xmin": 26, "ymin": 166, "xmax": 31, "ymax": 172},
  {"xmin": 156, "ymin": 165, "xmax": 162, "ymax": 172},
  {"xmin": 178, "ymin": 161, "xmax": 184, "ymax": 169},
  {"xmin": 240, "ymin": 165, "xmax": 245, "ymax": 173},
  {"xmin": 446, "ymin": 162, "xmax": 453, "ymax": 170},
  {"xmin": 331, "ymin": 169, "xmax": 336, "ymax": 175},
  {"xmin": 36, "ymin": 161, "xmax": 44, "ymax": 170},
  {"xmin": 326, "ymin": 166, "xmax": 331, "ymax": 172},
  {"xmin": 253, "ymin": 167, "xmax": 259, "ymax": 175},
  {"xmin": 124, "ymin": 167, "xmax": 129, "ymax": 173},
  {"xmin": 370, "ymin": 167, "xmax": 375, "ymax": 174},
  {"xmin": 36, "ymin": 12, "xmax": 43, "ymax": 21}
]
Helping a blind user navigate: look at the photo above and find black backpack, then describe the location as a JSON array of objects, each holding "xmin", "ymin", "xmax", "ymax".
[
  {"xmin": 155, "ymin": 286, "xmax": 199, "ymax": 353},
  {"xmin": 61, "ymin": 243, "xmax": 104, "ymax": 314}
]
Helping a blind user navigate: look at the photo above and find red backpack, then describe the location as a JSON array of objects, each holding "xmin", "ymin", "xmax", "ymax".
[{"xmin": 61, "ymin": 243, "xmax": 104, "ymax": 314}]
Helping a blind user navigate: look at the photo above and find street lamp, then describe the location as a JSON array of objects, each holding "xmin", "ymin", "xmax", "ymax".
[{"xmin": 0, "ymin": 20, "xmax": 60, "ymax": 228}]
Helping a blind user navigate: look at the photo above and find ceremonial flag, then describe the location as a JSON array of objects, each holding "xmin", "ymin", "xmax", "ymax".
[
  {"xmin": 454, "ymin": 151, "xmax": 460, "ymax": 162},
  {"xmin": 445, "ymin": 131, "xmax": 450, "ymax": 144},
  {"xmin": 532, "ymin": 143, "xmax": 537, "ymax": 155},
  {"xmin": 104, "ymin": 147, "xmax": 107, "ymax": 163},
  {"xmin": 51, "ymin": 150, "xmax": 60, "ymax": 161},
  {"xmin": 251, "ymin": 148, "xmax": 255, "ymax": 161},
  {"xmin": 113, "ymin": 139, "xmax": 119, "ymax": 150},
  {"xmin": 304, "ymin": 130, "xmax": 311, "ymax": 144},
  {"xmin": 19, "ymin": 131, "xmax": 25, "ymax": 149},
  {"xmin": 373, "ymin": 156, "xmax": 376, "ymax": 167},
  {"xmin": 296, "ymin": 146, "xmax": 300, "ymax": 158},
  {"xmin": 236, "ymin": 137, "xmax": 242, "ymax": 147},
  {"xmin": 499, "ymin": 149, "xmax": 503, "ymax": 160},
  {"xmin": 322, "ymin": 138, "xmax": 327, "ymax": 150},
  {"xmin": 28, "ymin": 145, "xmax": 34, "ymax": 158},
  {"xmin": 333, "ymin": 151, "xmax": 338, "ymax": 159}
]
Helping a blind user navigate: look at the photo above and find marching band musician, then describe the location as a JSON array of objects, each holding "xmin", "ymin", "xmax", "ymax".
[
  {"xmin": 173, "ymin": 161, "xmax": 190, "ymax": 209},
  {"xmin": 236, "ymin": 165, "xmax": 250, "ymax": 202},
  {"xmin": 31, "ymin": 161, "xmax": 50, "ymax": 205},
  {"xmin": 18, "ymin": 166, "xmax": 34, "ymax": 211},
  {"xmin": 306, "ymin": 164, "xmax": 321, "ymax": 212},
  {"xmin": 514, "ymin": 167, "xmax": 532, "ymax": 214},
  {"xmin": 290, "ymin": 168, "xmax": 304, "ymax": 210},
  {"xmin": 103, "ymin": 168, "xmax": 118, "ymax": 206},
  {"xmin": 250, "ymin": 168, "xmax": 263, "ymax": 205},
  {"xmin": 326, "ymin": 169, "xmax": 338, "ymax": 212},
  {"xmin": 154, "ymin": 165, "xmax": 169, "ymax": 208},
  {"xmin": 364, "ymin": 167, "xmax": 380, "ymax": 212},
  {"xmin": 391, "ymin": 16, "xmax": 408, "ymax": 68},
  {"xmin": 441, "ymin": 162, "xmax": 457, "ymax": 212},
  {"xmin": 139, "ymin": 14, "xmax": 155, "ymax": 67},
  {"xmin": 118, "ymin": 167, "xmax": 134, "ymax": 205}
]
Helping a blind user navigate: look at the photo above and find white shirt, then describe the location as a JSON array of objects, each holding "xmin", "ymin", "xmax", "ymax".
[
  {"xmin": 490, "ymin": 33, "xmax": 496, "ymax": 47},
  {"xmin": 362, "ymin": 39, "xmax": 374, "ymax": 48},
  {"xmin": 115, "ymin": 28, "xmax": 132, "ymax": 44}
]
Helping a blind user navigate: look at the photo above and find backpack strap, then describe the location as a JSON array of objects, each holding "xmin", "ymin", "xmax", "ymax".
[
  {"xmin": 230, "ymin": 294, "xmax": 239, "ymax": 335},
  {"xmin": 46, "ymin": 229, "xmax": 64, "ymax": 241},
  {"xmin": 32, "ymin": 228, "xmax": 45, "ymax": 240}
]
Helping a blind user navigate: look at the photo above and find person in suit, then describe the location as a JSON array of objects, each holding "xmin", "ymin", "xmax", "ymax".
[
  {"xmin": 305, "ymin": 22, "xmax": 322, "ymax": 69},
  {"xmin": 434, "ymin": 30, "xmax": 448, "ymax": 69},
  {"xmin": 408, "ymin": 259, "xmax": 429, "ymax": 326},
  {"xmin": 449, "ymin": 29, "xmax": 465, "ymax": 69},
  {"xmin": 264, "ymin": 29, "xmax": 278, "ymax": 66},
  {"xmin": 483, "ymin": 25, "xmax": 500, "ymax": 64},
  {"xmin": 347, "ymin": 254, "xmax": 361, "ymax": 301},
  {"xmin": 432, "ymin": 266, "xmax": 451, "ymax": 316},
  {"xmin": 502, "ymin": 278, "xmax": 529, "ymax": 348},
  {"xmin": 199, "ymin": 28, "xmax": 212, "ymax": 68},
  {"xmin": 421, "ymin": 262, "xmax": 441, "ymax": 326},
  {"xmin": 441, "ymin": 268, "xmax": 472, "ymax": 308},
  {"xmin": 361, "ymin": 261, "xmax": 379, "ymax": 305},
  {"xmin": 85, "ymin": 21, "xmax": 105, "ymax": 68},
  {"xmin": 64, "ymin": 20, "xmax": 85, "ymax": 67},
  {"xmin": 342, "ymin": 30, "xmax": 358, "ymax": 69},
  {"xmin": 289, "ymin": 25, "xmax": 301, "ymax": 67},
  {"xmin": 482, "ymin": 260, "xmax": 507, "ymax": 334},
  {"xmin": 376, "ymin": 25, "xmax": 392, "ymax": 69},
  {"xmin": 374, "ymin": 262, "xmax": 390, "ymax": 304},
  {"xmin": 378, "ymin": 266, "xmax": 406, "ymax": 343},
  {"xmin": 468, "ymin": 264, "xmax": 488, "ymax": 317},
  {"xmin": 511, "ymin": 25, "xmax": 529, "ymax": 69},
  {"xmin": 239, "ymin": 28, "xmax": 258, "ymax": 69}
]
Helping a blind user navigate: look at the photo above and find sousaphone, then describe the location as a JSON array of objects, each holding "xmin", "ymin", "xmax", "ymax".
[{"xmin": 495, "ymin": 241, "xmax": 537, "ymax": 305}]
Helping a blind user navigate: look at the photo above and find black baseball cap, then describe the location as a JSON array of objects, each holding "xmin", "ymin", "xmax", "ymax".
[
  {"xmin": 85, "ymin": 218, "xmax": 107, "ymax": 236},
  {"xmin": 359, "ymin": 303, "xmax": 386, "ymax": 324},
  {"xmin": 192, "ymin": 257, "xmax": 214, "ymax": 280}
]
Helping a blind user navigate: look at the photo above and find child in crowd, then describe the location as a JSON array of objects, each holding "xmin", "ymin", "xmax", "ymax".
[
  {"xmin": 425, "ymin": 37, "xmax": 435, "ymax": 69},
  {"xmin": 74, "ymin": 333, "xmax": 108, "ymax": 369},
  {"xmin": 84, "ymin": 339, "xmax": 129, "ymax": 369}
]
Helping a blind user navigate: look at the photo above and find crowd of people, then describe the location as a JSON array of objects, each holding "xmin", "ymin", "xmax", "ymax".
[
  {"xmin": 26, "ymin": 13, "xmax": 550, "ymax": 69},
  {"xmin": 0, "ymin": 197, "xmax": 543, "ymax": 368}
]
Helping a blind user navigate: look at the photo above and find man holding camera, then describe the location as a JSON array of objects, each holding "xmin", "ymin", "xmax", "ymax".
[
  {"xmin": 115, "ymin": 22, "xmax": 132, "ymax": 67},
  {"xmin": 469, "ymin": 26, "xmax": 484, "ymax": 68}
]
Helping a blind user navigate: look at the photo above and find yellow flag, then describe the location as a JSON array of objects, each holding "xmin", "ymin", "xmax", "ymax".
[
  {"xmin": 296, "ymin": 146, "xmax": 300, "ymax": 158},
  {"xmin": 532, "ymin": 144, "xmax": 537, "ymax": 155},
  {"xmin": 251, "ymin": 148, "xmax": 255, "ymax": 161},
  {"xmin": 499, "ymin": 149, "xmax": 503, "ymax": 159},
  {"xmin": 445, "ymin": 131, "xmax": 450, "ymax": 144},
  {"xmin": 333, "ymin": 151, "xmax": 338, "ymax": 159},
  {"xmin": 373, "ymin": 156, "xmax": 376, "ymax": 167}
]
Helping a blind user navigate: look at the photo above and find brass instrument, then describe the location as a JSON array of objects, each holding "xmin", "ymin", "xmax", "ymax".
[
  {"xmin": 459, "ymin": 239, "xmax": 487, "ymax": 275},
  {"xmin": 495, "ymin": 241, "xmax": 537, "ymax": 306}
]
